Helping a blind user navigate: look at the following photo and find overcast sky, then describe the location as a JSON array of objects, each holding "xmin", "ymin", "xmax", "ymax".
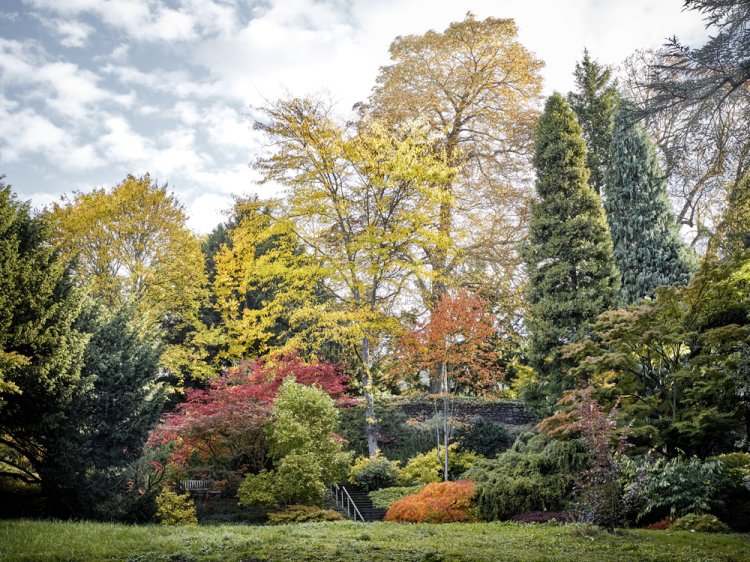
[{"xmin": 0, "ymin": 0, "xmax": 710, "ymax": 233}]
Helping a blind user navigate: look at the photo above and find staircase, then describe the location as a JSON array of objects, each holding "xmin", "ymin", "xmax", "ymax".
[{"xmin": 329, "ymin": 484, "xmax": 387, "ymax": 522}]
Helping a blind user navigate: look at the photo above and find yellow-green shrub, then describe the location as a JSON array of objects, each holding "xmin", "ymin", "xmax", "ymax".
[
  {"xmin": 155, "ymin": 489, "xmax": 197, "ymax": 525},
  {"xmin": 398, "ymin": 444, "xmax": 478, "ymax": 485}
]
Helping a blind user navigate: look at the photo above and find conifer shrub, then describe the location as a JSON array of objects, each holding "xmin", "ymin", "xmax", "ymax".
[
  {"xmin": 385, "ymin": 480, "xmax": 477, "ymax": 523},
  {"xmin": 266, "ymin": 505, "xmax": 344, "ymax": 525},
  {"xmin": 155, "ymin": 489, "xmax": 197, "ymax": 525},
  {"xmin": 466, "ymin": 433, "xmax": 589, "ymax": 521},
  {"xmin": 349, "ymin": 453, "xmax": 400, "ymax": 491},
  {"xmin": 368, "ymin": 486, "xmax": 424, "ymax": 509},
  {"xmin": 670, "ymin": 514, "xmax": 731, "ymax": 533}
]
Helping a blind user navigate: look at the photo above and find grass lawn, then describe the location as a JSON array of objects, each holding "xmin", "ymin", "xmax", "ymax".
[{"xmin": 1, "ymin": 519, "xmax": 749, "ymax": 562}]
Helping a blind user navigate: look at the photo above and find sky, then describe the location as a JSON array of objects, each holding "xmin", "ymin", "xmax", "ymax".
[{"xmin": 0, "ymin": 0, "xmax": 710, "ymax": 233}]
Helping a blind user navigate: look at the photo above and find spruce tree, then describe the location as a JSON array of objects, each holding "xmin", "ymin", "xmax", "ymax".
[
  {"xmin": 568, "ymin": 50, "xmax": 619, "ymax": 195},
  {"xmin": 522, "ymin": 94, "xmax": 620, "ymax": 407},
  {"xmin": 605, "ymin": 103, "xmax": 695, "ymax": 304}
]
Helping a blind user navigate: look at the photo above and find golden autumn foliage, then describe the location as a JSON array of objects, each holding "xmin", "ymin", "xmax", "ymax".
[
  {"xmin": 385, "ymin": 480, "xmax": 478, "ymax": 523},
  {"xmin": 50, "ymin": 174, "xmax": 206, "ymax": 327},
  {"xmin": 367, "ymin": 13, "xmax": 544, "ymax": 304},
  {"xmin": 212, "ymin": 199, "xmax": 323, "ymax": 363}
]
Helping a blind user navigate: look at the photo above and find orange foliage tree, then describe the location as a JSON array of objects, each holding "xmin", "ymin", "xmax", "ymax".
[
  {"xmin": 394, "ymin": 290, "xmax": 501, "ymax": 479},
  {"xmin": 385, "ymin": 480, "xmax": 477, "ymax": 523}
]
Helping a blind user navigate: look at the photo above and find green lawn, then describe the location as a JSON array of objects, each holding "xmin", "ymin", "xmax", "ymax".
[{"xmin": 1, "ymin": 519, "xmax": 748, "ymax": 562}]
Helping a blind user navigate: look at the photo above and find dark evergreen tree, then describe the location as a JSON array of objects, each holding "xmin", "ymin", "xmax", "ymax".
[
  {"xmin": 0, "ymin": 179, "xmax": 88, "ymax": 514},
  {"xmin": 522, "ymin": 94, "xmax": 620, "ymax": 409},
  {"xmin": 605, "ymin": 102, "xmax": 695, "ymax": 304},
  {"xmin": 712, "ymin": 173, "xmax": 750, "ymax": 261},
  {"xmin": 568, "ymin": 49, "xmax": 619, "ymax": 195},
  {"xmin": 70, "ymin": 305, "xmax": 164, "ymax": 519}
]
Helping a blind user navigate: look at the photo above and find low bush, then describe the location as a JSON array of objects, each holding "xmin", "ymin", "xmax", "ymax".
[
  {"xmin": 645, "ymin": 517, "xmax": 675, "ymax": 530},
  {"xmin": 466, "ymin": 433, "xmax": 588, "ymax": 521},
  {"xmin": 511, "ymin": 511, "xmax": 572, "ymax": 524},
  {"xmin": 368, "ymin": 486, "xmax": 424, "ymax": 509},
  {"xmin": 154, "ymin": 489, "xmax": 197, "ymax": 525},
  {"xmin": 348, "ymin": 453, "xmax": 400, "ymax": 491},
  {"xmin": 397, "ymin": 444, "xmax": 478, "ymax": 485},
  {"xmin": 716, "ymin": 452, "xmax": 750, "ymax": 532},
  {"xmin": 385, "ymin": 480, "xmax": 477, "ymax": 523},
  {"xmin": 456, "ymin": 418, "xmax": 514, "ymax": 457},
  {"xmin": 671, "ymin": 514, "xmax": 730, "ymax": 533},
  {"xmin": 632, "ymin": 457, "xmax": 729, "ymax": 521},
  {"xmin": 266, "ymin": 505, "xmax": 344, "ymax": 525}
]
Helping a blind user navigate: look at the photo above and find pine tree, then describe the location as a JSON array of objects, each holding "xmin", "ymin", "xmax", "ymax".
[
  {"xmin": 605, "ymin": 103, "xmax": 695, "ymax": 304},
  {"xmin": 522, "ymin": 94, "xmax": 620, "ymax": 407},
  {"xmin": 568, "ymin": 49, "xmax": 619, "ymax": 195}
]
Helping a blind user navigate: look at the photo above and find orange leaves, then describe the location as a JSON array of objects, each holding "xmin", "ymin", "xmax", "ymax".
[
  {"xmin": 384, "ymin": 480, "xmax": 477, "ymax": 523},
  {"xmin": 394, "ymin": 290, "xmax": 501, "ymax": 392}
]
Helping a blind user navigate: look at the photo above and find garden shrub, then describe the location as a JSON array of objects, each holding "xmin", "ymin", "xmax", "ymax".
[
  {"xmin": 385, "ymin": 480, "xmax": 477, "ymax": 523},
  {"xmin": 645, "ymin": 517, "xmax": 675, "ymax": 530},
  {"xmin": 349, "ymin": 453, "xmax": 400, "ymax": 491},
  {"xmin": 456, "ymin": 418, "xmax": 514, "ymax": 457},
  {"xmin": 634, "ymin": 456, "xmax": 729, "ymax": 521},
  {"xmin": 266, "ymin": 505, "xmax": 344, "ymax": 525},
  {"xmin": 237, "ymin": 379, "xmax": 351, "ymax": 509},
  {"xmin": 671, "ymin": 514, "xmax": 731, "ymax": 533},
  {"xmin": 716, "ymin": 452, "xmax": 750, "ymax": 531},
  {"xmin": 511, "ymin": 511, "xmax": 572, "ymax": 524},
  {"xmin": 368, "ymin": 486, "xmax": 424, "ymax": 509},
  {"xmin": 466, "ymin": 433, "xmax": 588, "ymax": 521},
  {"xmin": 398, "ymin": 444, "xmax": 478, "ymax": 485},
  {"xmin": 154, "ymin": 489, "xmax": 197, "ymax": 525}
]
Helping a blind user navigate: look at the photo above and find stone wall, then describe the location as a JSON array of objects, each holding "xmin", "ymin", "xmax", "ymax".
[{"xmin": 381, "ymin": 397, "xmax": 536, "ymax": 426}]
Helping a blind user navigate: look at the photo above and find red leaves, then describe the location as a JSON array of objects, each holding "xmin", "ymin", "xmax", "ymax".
[
  {"xmin": 147, "ymin": 353, "xmax": 351, "ymax": 474},
  {"xmin": 385, "ymin": 480, "xmax": 477, "ymax": 523}
]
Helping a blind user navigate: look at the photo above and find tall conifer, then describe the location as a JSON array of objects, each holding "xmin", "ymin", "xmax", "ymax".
[
  {"xmin": 605, "ymin": 103, "xmax": 695, "ymax": 304},
  {"xmin": 523, "ymin": 94, "xmax": 620, "ymax": 407},
  {"xmin": 568, "ymin": 50, "xmax": 618, "ymax": 195}
]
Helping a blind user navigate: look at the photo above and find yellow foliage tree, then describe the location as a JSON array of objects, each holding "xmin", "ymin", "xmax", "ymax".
[
  {"xmin": 212, "ymin": 199, "xmax": 324, "ymax": 363},
  {"xmin": 365, "ymin": 13, "xmax": 543, "ymax": 389},
  {"xmin": 50, "ymin": 174, "xmax": 208, "ymax": 381},
  {"xmin": 254, "ymin": 98, "xmax": 455, "ymax": 455}
]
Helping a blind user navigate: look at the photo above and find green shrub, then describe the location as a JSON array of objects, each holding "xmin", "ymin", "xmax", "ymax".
[
  {"xmin": 671, "ymin": 514, "xmax": 731, "ymax": 533},
  {"xmin": 635, "ymin": 457, "xmax": 729, "ymax": 520},
  {"xmin": 466, "ymin": 433, "xmax": 589, "ymax": 521},
  {"xmin": 368, "ymin": 486, "xmax": 424, "ymax": 509},
  {"xmin": 237, "ymin": 379, "xmax": 352, "ymax": 509},
  {"xmin": 398, "ymin": 444, "xmax": 478, "ymax": 485},
  {"xmin": 266, "ymin": 505, "xmax": 344, "ymax": 525},
  {"xmin": 154, "ymin": 489, "xmax": 197, "ymax": 525},
  {"xmin": 716, "ymin": 452, "xmax": 750, "ymax": 532},
  {"xmin": 455, "ymin": 418, "xmax": 514, "ymax": 457},
  {"xmin": 349, "ymin": 453, "xmax": 400, "ymax": 491}
]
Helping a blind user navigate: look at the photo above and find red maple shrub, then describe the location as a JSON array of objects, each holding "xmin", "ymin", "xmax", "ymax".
[
  {"xmin": 384, "ymin": 480, "xmax": 477, "ymax": 523},
  {"xmin": 511, "ymin": 511, "xmax": 573, "ymax": 524},
  {"xmin": 147, "ymin": 353, "xmax": 351, "ymax": 481}
]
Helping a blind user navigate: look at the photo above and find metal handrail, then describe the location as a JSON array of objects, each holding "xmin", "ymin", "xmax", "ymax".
[{"xmin": 330, "ymin": 483, "xmax": 365, "ymax": 522}]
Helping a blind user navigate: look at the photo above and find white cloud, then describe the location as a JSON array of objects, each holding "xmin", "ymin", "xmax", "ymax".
[{"xmin": 46, "ymin": 18, "xmax": 94, "ymax": 48}]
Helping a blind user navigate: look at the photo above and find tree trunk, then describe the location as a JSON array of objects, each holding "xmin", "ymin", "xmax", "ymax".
[
  {"xmin": 361, "ymin": 336, "xmax": 378, "ymax": 457},
  {"xmin": 441, "ymin": 360, "xmax": 450, "ymax": 482}
]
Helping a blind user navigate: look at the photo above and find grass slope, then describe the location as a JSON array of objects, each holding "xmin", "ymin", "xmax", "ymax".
[{"xmin": 1, "ymin": 519, "xmax": 749, "ymax": 562}]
